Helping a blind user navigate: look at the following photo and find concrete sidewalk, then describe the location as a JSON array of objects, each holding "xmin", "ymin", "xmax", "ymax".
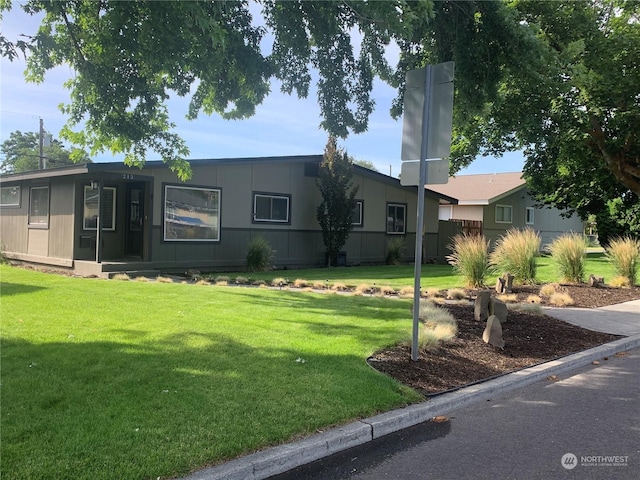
[{"xmin": 181, "ymin": 300, "xmax": 640, "ymax": 480}]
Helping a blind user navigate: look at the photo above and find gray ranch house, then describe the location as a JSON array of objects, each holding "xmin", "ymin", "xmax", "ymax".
[
  {"xmin": 428, "ymin": 172, "xmax": 584, "ymax": 248},
  {"xmin": 0, "ymin": 155, "xmax": 457, "ymax": 277}
]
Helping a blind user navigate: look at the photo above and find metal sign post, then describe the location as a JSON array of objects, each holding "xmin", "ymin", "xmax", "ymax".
[{"xmin": 401, "ymin": 62, "xmax": 454, "ymax": 361}]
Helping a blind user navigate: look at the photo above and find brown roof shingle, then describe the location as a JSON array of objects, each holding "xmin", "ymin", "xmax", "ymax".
[{"xmin": 427, "ymin": 172, "xmax": 525, "ymax": 205}]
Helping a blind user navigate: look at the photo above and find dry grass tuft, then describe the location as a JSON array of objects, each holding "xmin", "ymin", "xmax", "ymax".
[
  {"xmin": 195, "ymin": 279, "xmax": 210, "ymax": 286},
  {"xmin": 354, "ymin": 284, "xmax": 373, "ymax": 295},
  {"xmin": 155, "ymin": 276, "xmax": 174, "ymax": 283},
  {"xmin": 446, "ymin": 288, "xmax": 467, "ymax": 300},
  {"xmin": 399, "ymin": 286, "xmax": 414, "ymax": 298},
  {"xmin": 293, "ymin": 278, "xmax": 309, "ymax": 288},
  {"xmin": 112, "ymin": 273, "xmax": 130, "ymax": 281},
  {"xmin": 424, "ymin": 287, "xmax": 441, "ymax": 298},
  {"xmin": 271, "ymin": 277, "xmax": 287, "ymax": 287},
  {"xmin": 539, "ymin": 284, "xmax": 557, "ymax": 297},
  {"xmin": 234, "ymin": 276, "xmax": 249, "ymax": 285},
  {"xmin": 215, "ymin": 280, "xmax": 228, "ymax": 286},
  {"xmin": 214, "ymin": 275, "xmax": 230, "ymax": 283},
  {"xmin": 549, "ymin": 292, "xmax": 574, "ymax": 306},
  {"xmin": 508, "ymin": 303, "xmax": 543, "ymax": 315},
  {"xmin": 134, "ymin": 276, "xmax": 150, "ymax": 282},
  {"xmin": 526, "ymin": 294, "xmax": 542, "ymax": 304},
  {"xmin": 377, "ymin": 285, "xmax": 396, "ymax": 296},
  {"xmin": 331, "ymin": 282, "xmax": 349, "ymax": 292},
  {"xmin": 496, "ymin": 293, "xmax": 518, "ymax": 303}
]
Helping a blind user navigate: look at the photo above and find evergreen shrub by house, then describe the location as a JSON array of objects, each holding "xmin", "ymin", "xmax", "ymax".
[{"xmin": 245, "ymin": 236, "xmax": 274, "ymax": 272}]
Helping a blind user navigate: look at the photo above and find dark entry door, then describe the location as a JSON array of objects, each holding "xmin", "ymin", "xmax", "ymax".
[{"xmin": 125, "ymin": 184, "xmax": 144, "ymax": 257}]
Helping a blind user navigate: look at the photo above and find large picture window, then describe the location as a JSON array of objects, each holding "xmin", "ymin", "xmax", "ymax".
[
  {"xmin": 495, "ymin": 204, "xmax": 513, "ymax": 223},
  {"xmin": 387, "ymin": 203, "xmax": 406, "ymax": 234},
  {"xmin": 83, "ymin": 186, "xmax": 116, "ymax": 231},
  {"xmin": 253, "ymin": 193, "xmax": 290, "ymax": 223},
  {"xmin": 0, "ymin": 186, "xmax": 20, "ymax": 207},
  {"xmin": 351, "ymin": 200, "xmax": 363, "ymax": 226},
  {"xmin": 164, "ymin": 185, "xmax": 220, "ymax": 241},
  {"xmin": 28, "ymin": 186, "xmax": 49, "ymax": 226}
]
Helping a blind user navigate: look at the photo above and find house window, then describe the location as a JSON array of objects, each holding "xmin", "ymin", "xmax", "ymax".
[
  {"xmin": 387, "ymin": 203, "xmax": 406, "ymax": 234},
  {"xmin": 0, "ymin": 186, "xmax": 20, "ymax": 207},
  {"xmin": 28, "ymin": 186, "xmax": 49, "ymax": 226},
  {"xmin": 526, "ymin": 207, "xmax": 535, "ymax": 225},
  {"xmin": 351, "ymin": 200, "xmax": 363, "ymax": 226},
  {"xmin": 253, "ymin": 193, "xmax": 290, "ymax": 223},
  {"xmin": 495, "ymin": 204, "xmax": 512, "ymax": 223},
  {"xmin": 83, "ymin": 186, "xmax": 116, "ymax": 231},
  {"xmin": 164, "ymin": 185, "xmax": 220, "ymax": 241}
]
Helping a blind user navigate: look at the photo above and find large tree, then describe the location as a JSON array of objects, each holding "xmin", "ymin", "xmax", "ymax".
[
  {"xmin": 1, "ymin": 130, "xmax": 90, "ymax": 173},
  {"xmin": 316, "ymin": 136, "xmax": 358, "ymax": 267},
  {"xmin": 438, "ymin": 0, "xmax": 640, "ymax": 237},
  {"xmin": 0, "ymin": 0, "xmax": 528, "ymax": 180}
]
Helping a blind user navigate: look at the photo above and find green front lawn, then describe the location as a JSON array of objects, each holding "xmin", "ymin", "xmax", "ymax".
[{"xmin": 0, "ymin": 266, "xmax": 420, "ymax": 480}]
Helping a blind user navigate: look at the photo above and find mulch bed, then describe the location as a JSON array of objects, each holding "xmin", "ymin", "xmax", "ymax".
[{"xmin": 368, "ymin": 284, "xmax": 640, "ymax": 397}]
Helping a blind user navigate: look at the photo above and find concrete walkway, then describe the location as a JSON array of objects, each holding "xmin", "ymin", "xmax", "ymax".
[
  {"xmin": 544, "ymin": 299, "xmax": 640, "ymax": 336},
  {"xmin": 181, "ymin": 300, "xmax": 640, "ymax": 480}
]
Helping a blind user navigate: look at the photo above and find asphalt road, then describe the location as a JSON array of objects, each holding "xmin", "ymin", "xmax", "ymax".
[{"xmin": 270, "ymin": 348, "xmax": 640, "ymax": 480}]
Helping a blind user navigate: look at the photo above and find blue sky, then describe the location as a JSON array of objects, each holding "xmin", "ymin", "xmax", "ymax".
[{"xmin": 0, "ymin": 6, "xmax": 524, "ymax": 177}]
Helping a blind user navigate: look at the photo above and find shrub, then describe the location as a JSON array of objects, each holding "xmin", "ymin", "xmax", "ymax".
[
  {"xmin": 234, "ymin": 276, "xmax": 249, "ymax": 285},
  {"xmin": 489, "ymin": 228, "xmax": 540, "ymax": 285},
  {"xmin": 508, "ymin": 303, "xmax": 543, "ymax": 315},
  {"xmin": 411, "ymin": 299, "xmax": 458, "ymax": 351},
  {"xmin": 214, "ymin": 275, "xmax": 230, "ymax": 283},
  {"xmin": 539, "ymin": 284, "xmax": 557, "ymax": 297},
  {"xmin": 609, "ymin": 275, "xmax": 631, "ymax": 288},
  {"xmin": 446, "ymin": 233, "xmax": 490, "ymax": 288},
  {"xmin": 386, "ymin": 237, "xmax": 406, "ymax": 265},
  {"xmin": 293, "ymin": 278, "xmax": 309, "ymax": 288},
  {"xmin": 245, "ymin": 236, "xmax": 275, "ymax": 272},
  {"xmin": 549, "ymin": 292, "xmax": 574, "ymax": 306},
  {"xmin": 446, "ymin": 288, "xmax": 467, "ymax": 300},
  {"xmin": 548, "ymin": 233, "xmax": 586, "ymax": 283},
  {"xmin": 271, "ymin": 277, "xmax": 287, "ymax": 287},
  {"xmin": 606, "ymin": 237, "xmax": 640, "ymax": 286}
]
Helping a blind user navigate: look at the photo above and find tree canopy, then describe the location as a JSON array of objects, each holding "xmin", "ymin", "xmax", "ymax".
[
  {"xmin": 445, "ymin": 0, "xmax": 639, "ymax": 237},
  {"xmin": 0, "ymin": 0, "xmax": 529, "ymax": 179},
  {"xmin": 0, "ymin": 130, "xmax": 90, "ymax": 173}
]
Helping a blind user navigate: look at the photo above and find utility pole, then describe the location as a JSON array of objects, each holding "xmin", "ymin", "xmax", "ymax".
[{"xmin": 38, "ymin": 118, "xmax": 44, "ymax": 169}]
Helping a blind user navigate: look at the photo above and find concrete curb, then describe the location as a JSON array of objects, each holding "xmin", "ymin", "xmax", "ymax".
[{"xmin": 182, "ymin": 334, "xmax": 640, "ymax": 480}]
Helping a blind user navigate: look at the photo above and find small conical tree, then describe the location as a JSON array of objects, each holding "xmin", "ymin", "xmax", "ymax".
[{"xmin": 316, "ymin": 136, "xmax": 359, "ymax": 266}]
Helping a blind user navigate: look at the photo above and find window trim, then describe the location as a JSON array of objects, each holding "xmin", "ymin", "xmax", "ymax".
[
  {"xmin": 28, "ymin": 185, "xmax": 49, "ymax": 227},
  {"xmin": 525, "ymin": 207, "xmax": 535, "ymax": 225},
  {"xmin": 351, "ymin": 200, "xmax": 364, "ymax": 226},
  {"xmin": 163, "ymin": 184, "xmax": 221, "ymax": 242},
  {"xmin": 495, "ymin": 204, "xmax": 513, "ymax": 224},
  {"xmin": 83, "ymin": 185, "xmax": 117, "ymax": 231},
  {"xmin": 0, "ymin": 186, "xmax": 21, "ymax": 207},
  {"xmin": 386, "ymin": 202, "xmax": 407, "ymax": 235},
  {"xmin": 252, "ymin": 192, "xmax": 291, "ymax": 224}
]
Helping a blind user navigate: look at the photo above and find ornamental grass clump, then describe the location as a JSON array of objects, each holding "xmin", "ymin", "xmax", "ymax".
[
  {"xmin": 548, "ymin": 233, "xmax": 586, "ymax": 283},
  {"xmin": 606, "ymin": 237, "xmax": 640, "ymax": 286},
  {"xmin": 446, "ymin": 233, "xmax": 489, "ymax": 288},
  {"xmin": 245, "ymin": 236, "xmax": 274, "ymax": 272},
  {"xmin": 489, "ymin": 228, "xmax": 541, "ymax": 285},
  {"xmin": 412, "ymin": 299, "xmax": 458, "ymax": 351}
]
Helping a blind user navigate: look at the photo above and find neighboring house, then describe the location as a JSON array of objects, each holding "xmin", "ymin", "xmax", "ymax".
[
  {"xmin": 428, "ymin": 172, "xmax": 584, "ymax": 248},
  {"xmin": 0, "ymin": 155, "xmax": 455, "ymax": 276}
]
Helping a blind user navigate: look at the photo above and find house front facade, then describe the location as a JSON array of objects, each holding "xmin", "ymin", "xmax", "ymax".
[
  {"xmin": 0, "ymin": 155, "xmax": 452, "ymax": 276},
  {"xmin": 432, "ymin": 172, "xmax": 584, "ymax": 248}
]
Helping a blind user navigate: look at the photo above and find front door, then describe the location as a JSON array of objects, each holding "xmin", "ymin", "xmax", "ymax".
[{"xmin": 125, "ymin": 184, "xmax": 144, "ymax": 257}]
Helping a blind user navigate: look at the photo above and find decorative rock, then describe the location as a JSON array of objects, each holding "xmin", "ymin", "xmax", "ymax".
[
  {"xmin": 490, "ymin": 297, "xmax": 508, "ymax": 323},
  {"xmin": 495, "ymin": 277, "xmax": 506, "ymax": 294},
  {"xmin": 503, "ymin": 273, "xmax": 515, "ymax": 293},
  {"xmin": 483, "ymin": 315, "xmax": 505, "ymax": 348},
  {"xmin": 474, "ymin": 290, "xmax": 492, "ymax": 321}
]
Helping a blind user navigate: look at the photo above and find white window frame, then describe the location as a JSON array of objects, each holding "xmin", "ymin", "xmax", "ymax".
[
  {"xmin": 253, "ymin": 193, "xmax": 290, "ymax": 223},
  {"xmin": 83, "ymin": 185, "xmax": 116, "ymax": 231},
  {"xmin": 0, "ymin": 186, "xmax": 20, "ymax": 207},
  {"xmin": 164, "ymin": 185, "xmax": 220, "ymax": 242},
  {"xmin": 351, "ymin": 200, "xmax": 363, "ymax": 226},
  {"xmin": 387, "ymin": 203, "xmax": 406, "ymax": 234},
  {"xmin": 28, "ymin": 186, "xmax": 49, "ymax": 226},
  {"xmin": 495, "ymin": 204, "xmax": 513, "ymax": 224},
  {"xmin": 525, "ymin": 207, "xmax": 535, "ymax": 225}
]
